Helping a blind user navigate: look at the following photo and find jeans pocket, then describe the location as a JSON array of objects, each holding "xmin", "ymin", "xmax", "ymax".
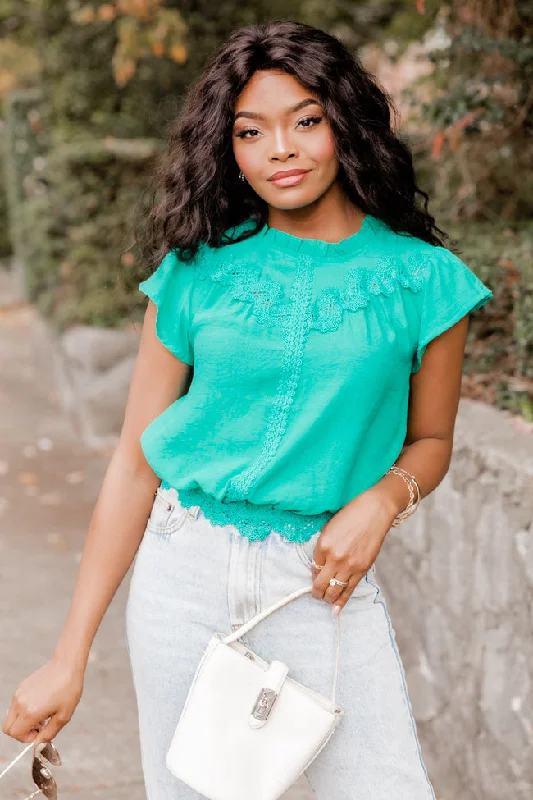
[
  {"xmin": 146, "ymin": 487, "xmax": 189, "ymax": 535},
  {"xmin": 295, "ymin": 531, "xmax": 322, "ymax": 570},
  {"xmin": 295, "ymin": 533, "xmax": 378, "ymax": 592}
]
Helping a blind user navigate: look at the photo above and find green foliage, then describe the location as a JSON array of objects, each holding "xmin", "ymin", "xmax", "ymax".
[
  {"xmin": 424, "ymin": 26, "xmax": 533, "ymax": 128},
  {"xmin": 0, "ymin": 2, "xmax": 42, "ymax": 259},
  {"xmin": 416, "ymin": 2, "xmax": 533, "ymax": 221},
  {"xmin": 22, "ymin": 138, "xmax": 164, "ymax": 329},
  {"xmin": 0, "ymin": 1, "xmax": 39, "ymax": 48},
  {"xmin": 38, "ymin": 2, "xmax": 170, "ymax": 144},
  {"xmin": 378, "ymin": 0, "xmax": 440, "ymax": 55},
  {"xmin": 0, "ymin": 129, "xmax": 12, "ymax": 257},
  {"xmin": 449, "ymin": 219, "xmax": 533, "ymax": 401},
  {"xmin": 2, "ymin": 88, "xmax": 47, "ymax": 273},
  {"xmin": 36, "ymin": 0, "xmax": 315, "ymax": 146},
  {"xmin": 69, "ymin": 2, "xmax": 188, "ymax": 88}
]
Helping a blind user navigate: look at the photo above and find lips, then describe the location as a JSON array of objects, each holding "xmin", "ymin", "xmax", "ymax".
[{"xmin": 268, "ymin": 169, "xmax": 310, "ymax": 181}]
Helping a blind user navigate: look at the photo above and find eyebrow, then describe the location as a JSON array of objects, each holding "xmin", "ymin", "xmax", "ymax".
[{"xmin": 234, "ymin": 98, "xmax": 322, "ymax": 122}]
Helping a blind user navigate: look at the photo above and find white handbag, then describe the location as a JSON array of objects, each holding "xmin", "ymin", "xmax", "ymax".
[{"xmin": 166, "ymin": 583, "xmax": 344, "ymax": 800}]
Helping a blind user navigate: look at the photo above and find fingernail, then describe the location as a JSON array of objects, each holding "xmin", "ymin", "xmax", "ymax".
[{"xmin": 331, "ymin": 605, "xmax": 341, "ymax": 616}]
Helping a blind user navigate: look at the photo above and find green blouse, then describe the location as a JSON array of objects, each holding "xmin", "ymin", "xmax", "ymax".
[{"xmin": 139, "ymin": 214, "xmax": 493, "ymax": 542}]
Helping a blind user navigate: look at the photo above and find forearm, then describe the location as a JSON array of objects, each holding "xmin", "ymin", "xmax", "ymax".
[
  {"xmin": 53, "ymin": 445, "xmax": 159, "ymax": 672},
  {"xmin": 366, "ymin": 436, "xmax": 453, "ymax": 521}
]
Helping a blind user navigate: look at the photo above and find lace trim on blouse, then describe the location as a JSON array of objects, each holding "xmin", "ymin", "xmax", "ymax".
[
  {"xmin": 311, "ymin": 254, "xmax": 427, "ymax": 331},
  {"xmin": 218, "ymin": 256, "xmax": 315, "ymax": 503},
  {"xmin": 205, "ymin": 251, "xmax": 428, "ymax": 334},
  {"xmin": 174, "ymin": 486, "xmax": 333, "ymax": 543}
]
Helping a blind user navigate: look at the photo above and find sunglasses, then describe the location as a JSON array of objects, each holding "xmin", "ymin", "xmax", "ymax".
[{"xmin": 25, "ymin": 741, "xmax": 62, "ymax": 800}]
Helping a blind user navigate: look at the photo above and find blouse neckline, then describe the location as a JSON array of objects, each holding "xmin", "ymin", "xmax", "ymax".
[{"xmin": 256, "ymin": 213, "xmax": 388, "ymax": 260}]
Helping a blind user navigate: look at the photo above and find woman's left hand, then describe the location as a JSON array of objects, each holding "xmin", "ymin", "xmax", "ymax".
[{"xmin": 310, "ymin": 489, "xmax": 396, "ymax": 613}]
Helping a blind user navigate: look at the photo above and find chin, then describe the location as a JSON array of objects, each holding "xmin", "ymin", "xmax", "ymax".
[{"xmin": 265, "ymin": 192, "xmax": 325, "ymax": 212}]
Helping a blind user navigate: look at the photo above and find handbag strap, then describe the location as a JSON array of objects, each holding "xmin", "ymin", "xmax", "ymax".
[{"xmin": 222, "ymin": 585, "xmax": 341, "ymax": 709}]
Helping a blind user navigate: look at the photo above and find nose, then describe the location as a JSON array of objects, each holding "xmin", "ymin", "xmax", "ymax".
[{"xmin": 269, "ymin": 127, "xmax": 298, "ymax": 162}]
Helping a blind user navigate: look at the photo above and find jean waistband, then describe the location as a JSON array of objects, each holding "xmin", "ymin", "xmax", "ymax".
[{"xmin": 160, "ymin": 481, "xmax": 333, "ymax": 544}]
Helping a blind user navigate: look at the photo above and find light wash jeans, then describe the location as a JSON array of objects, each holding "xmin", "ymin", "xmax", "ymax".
[{"xmin": 125, "ymin": 486, "xmax": 436, "ymax": 800}]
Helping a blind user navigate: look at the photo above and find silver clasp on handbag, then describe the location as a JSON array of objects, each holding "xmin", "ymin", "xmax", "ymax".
[
  {"xmin": 251, "ymin": 687, "xmax": 278, "ymax": 722},
  {"xmin": 248, "ymin": 660, "xmax": 289, "ymax": 728}
]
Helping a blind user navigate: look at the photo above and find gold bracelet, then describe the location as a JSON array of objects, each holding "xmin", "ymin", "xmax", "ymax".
[
  {"xmin": 389, "ymin": 465, "xmax": 421, "ymax": 507},
  {"xmin": 392, "ymin": 477, "xmax": 420, "ymax": 524},
  {"xmin": 388, "ymin": 467, "xmax": 414, "ymax": 515},
  {"xmin": 393, "ymin": 474, "xmax": 420, "ymax": 522},
  {"xmin": 386, "ymin": 465, "xmax": 421, "ymax": 527},
  {"xmin": 387, "ymin": 470, "xmax": 414, "ymax": 527}
]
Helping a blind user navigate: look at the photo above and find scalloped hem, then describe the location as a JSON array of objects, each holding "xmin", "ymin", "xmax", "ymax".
[{"xmin": 163, "ymin": 484, "xmax": 333, "ymax": 543}]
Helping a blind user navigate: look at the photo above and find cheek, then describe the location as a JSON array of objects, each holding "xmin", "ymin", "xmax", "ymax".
[
  {"xmin": 232, "ymin": 140, "xmax": 258, "ymax": 178},
  {"xmin": 307, "ymin": 130, "xmax": 337, "ymax": 170}
]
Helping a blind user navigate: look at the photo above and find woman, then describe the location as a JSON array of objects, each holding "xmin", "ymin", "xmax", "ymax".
[{"xmin": 3, "ymin": 19, "xmax": 492, "ymax": 800}]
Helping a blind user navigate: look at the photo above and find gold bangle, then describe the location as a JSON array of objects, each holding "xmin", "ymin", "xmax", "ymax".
[
  {"xmin": 393, "ymin": 491, "xmax": 419, "ymax": 524},
  {"xmin": 387, "ymin": 468, "xmax": 414, "ymax": 523},
  {"xmin": 389, "ymin": 465, "xmax": 421, "ymax": 506},
  {"xmin": 386, "ymin": 465, "xmax": 421, "ymax": 527}
]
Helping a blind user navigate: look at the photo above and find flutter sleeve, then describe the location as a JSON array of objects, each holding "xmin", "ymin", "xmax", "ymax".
[
  {"xmin": 411, "ymin": 247, "xmax": 493, "ymax": 374},
  {"xmin": 139, "ymin": 249, "xmax": 195, "ymax": 365}
]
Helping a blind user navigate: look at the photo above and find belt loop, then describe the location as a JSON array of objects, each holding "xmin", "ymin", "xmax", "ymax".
[{"xmin": 187, "ymin": 505, "xmax": 200, "ymax": 520}]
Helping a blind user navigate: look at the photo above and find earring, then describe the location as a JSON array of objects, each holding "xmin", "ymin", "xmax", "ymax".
[{"xmin": 238, "ymin": 170, "xmax": 245, "ymax": 182}]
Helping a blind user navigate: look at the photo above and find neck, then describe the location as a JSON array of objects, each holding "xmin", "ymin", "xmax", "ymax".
[{"xmin": 267, "ymin": 183, "xmax": 366, "ymax": 244}]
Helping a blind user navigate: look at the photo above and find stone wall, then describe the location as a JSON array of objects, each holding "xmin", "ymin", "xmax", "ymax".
[
  {"xmin": 32, "ymin": 317, "xmax": 141, "ymax": 448},
  {"xmin": 378, "ymin": 399, "xmax": 533, "ymax": 800}
]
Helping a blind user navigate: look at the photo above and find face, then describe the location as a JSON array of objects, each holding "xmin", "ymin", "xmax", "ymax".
[{"xmin": 232, "ymin": 70, "xmax": 339, "ymax": 211}]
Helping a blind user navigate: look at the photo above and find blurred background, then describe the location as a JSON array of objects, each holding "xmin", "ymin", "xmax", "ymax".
[{"xmin": 0, "ymin": 2, "xmax": 532, "ymax": 799}]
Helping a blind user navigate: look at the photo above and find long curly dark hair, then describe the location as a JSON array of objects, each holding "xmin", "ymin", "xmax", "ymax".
[{"xmin": 136, "ymin": 19, "xmax": 449, "ymax": 270}]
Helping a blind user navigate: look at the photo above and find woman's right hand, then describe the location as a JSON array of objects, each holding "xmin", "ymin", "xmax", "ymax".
[{"xmin": 2, "ymin": 656, "xmax": 85, "ymax": 746}]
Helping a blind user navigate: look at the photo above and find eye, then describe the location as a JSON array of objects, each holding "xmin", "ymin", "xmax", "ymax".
[
  {"xmin": 235, "ymin": 128, "xmax": 260, "ymax": 139},
  {"xmin": 297, "ymin": 115, "xmax": 323, "ymax": 129}
]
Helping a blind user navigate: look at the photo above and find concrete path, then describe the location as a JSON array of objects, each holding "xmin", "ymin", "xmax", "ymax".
[{"xmin": 0, "ymin": 272, "xmax": 312, "ymax": 799}]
